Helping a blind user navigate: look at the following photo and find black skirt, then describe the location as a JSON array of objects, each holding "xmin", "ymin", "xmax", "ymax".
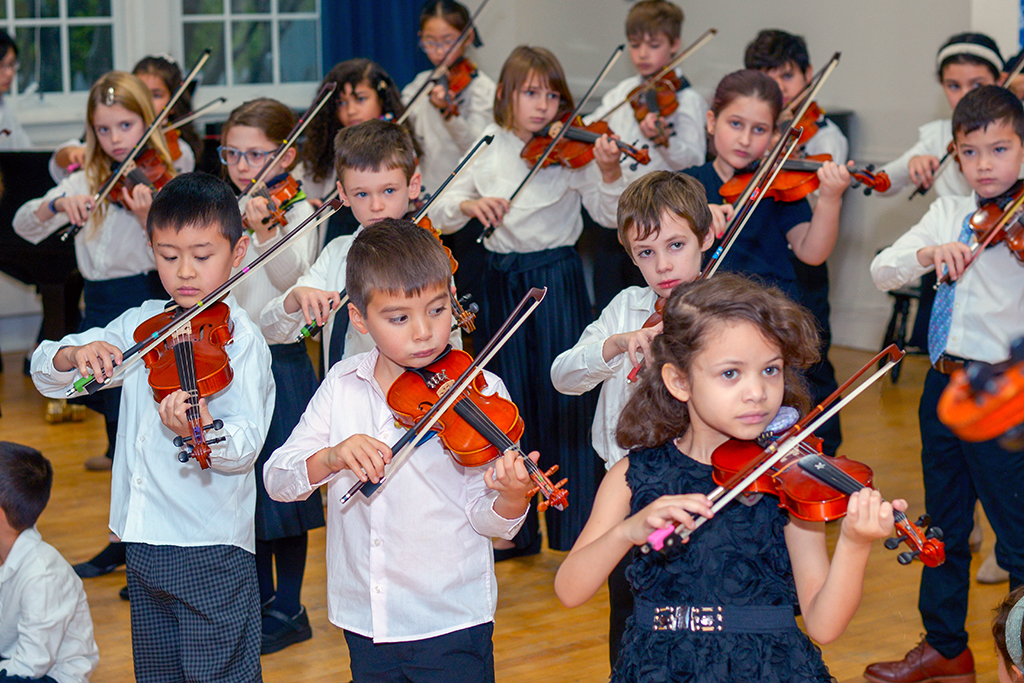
[{"xmin": 255, "ymin": 341, "xmax": 325, "ymax": 540}]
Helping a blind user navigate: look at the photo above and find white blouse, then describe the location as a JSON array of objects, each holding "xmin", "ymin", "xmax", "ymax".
[{"xmin": 428, "ymin": 124, "xmax": 625, "ymax": 254}]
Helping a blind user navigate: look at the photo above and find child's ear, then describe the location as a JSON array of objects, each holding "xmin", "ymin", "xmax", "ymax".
[
  {"xmin": 232, "ymin": 234, "xmax": 250, "ymax": 267},
  {"xmin": 705, "ymin": 109, "xmax": 716, "ymax": 137},
  {"xmin": 661, "ymin": 362, "xmax": 690, "ymax": 403},
  {"xmin": 280, "ymin": 147, "xmax": 297, "ymax": 169},
  {"xmin": 335, "ymin": 180, "xmax": 348, "ymax": 206},
  {"xmin": 803, "ymin": 64, "xmax": 814, "ymax": 83},
  {"xmin": 669, "ymin": 36, "xmax": 681, "ymax": 54},
  {"xmin": 408, "ymin": 171, "xmax": 422, "ymax": 201},
  {"xmin": 701, "ymin": 227, "xmax": 715, "ymax": 252},
  {"xmin": 348, "ymin": 302, "xmax": 368, "ymax": 335}
]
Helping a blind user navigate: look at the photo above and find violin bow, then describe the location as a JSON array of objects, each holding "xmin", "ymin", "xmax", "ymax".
[
  {"xmin": 296, "ymin": 134, "xmax": 495, "ymax": 341},
  {"xmin": 597, "ymin": 27, "xmax": 717, "ymax": 122},
  {"xmin": 642, "ymin": 344, "xmax": 906, "ymax": 554},
  {"xmin": 340, "ymin": 286, "xmax": 547, "ymax": 503},
  {"xmin": 777, "ymin": 52, "xmax": 840, "ymax": 139},
  {"xmin": 478, "ymin": 44, "xmax": 624, "ymax": 242},
  {"xmin": 60, "ymin": 49, "xmax": 212, "ymax": 241},
  {"xmin": 912, "ymin": 56, "xmax": 1024, "ymax": 201},
  {"xmin": 700, "ymin": 126, "xmax": 804, "ymax": 280},
  {"xmin": 397, "ymin": 0, "xmax": 491, "ymax": 126},
  {"xmin": 933, "ymin": 189, "xmax": 1024, "ymax": 288},
  {"xmin": 63, "ymin": 199, "xmax": 341, "ymax": 399},
  {"xmin": 237, "ymin": 81, "xmax": 337, "ymax": 206},
  {"xmin": 163, "ymin": 96, "xmax": 227, "ymax": 132}
]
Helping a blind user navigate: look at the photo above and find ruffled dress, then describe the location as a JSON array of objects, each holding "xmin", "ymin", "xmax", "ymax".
[{"xmin": 612, "ymin": 441, "xmax": 835, "ymax": 683}]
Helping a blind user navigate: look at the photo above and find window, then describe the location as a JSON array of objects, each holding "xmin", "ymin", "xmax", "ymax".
[
  {"xmin": 1, "ymin": 0, "xmax": 114, "ymax": 93},
  {"xmin": 181, "ymin": 0, "xmax": 320, "ymax": 87}
]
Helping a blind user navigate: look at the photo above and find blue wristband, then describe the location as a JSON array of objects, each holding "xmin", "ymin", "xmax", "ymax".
[{"xmin": 48, "ymin": 193, "xmax": 65, "ymax": 214}]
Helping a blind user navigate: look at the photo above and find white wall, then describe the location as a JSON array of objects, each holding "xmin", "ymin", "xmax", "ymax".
[{"xmin": 2, "ymin": 0, "xmax": 1020, "ymax": 353}]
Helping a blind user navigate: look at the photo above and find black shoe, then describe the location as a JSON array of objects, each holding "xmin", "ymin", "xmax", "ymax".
[
  {"xmin": 73, "ymin": 543, "xmax": 126, "ymax": 578},
  {"xmin": 119, "ymin": 585, "xmax": 129, "ymax": 601},
  {"xmin": 494, "ymin": 533, "xmax": 542, "ymax": 562},
  {"xmin": 261, "ymin": 605, "xmax": 312, "ymax": 655}
]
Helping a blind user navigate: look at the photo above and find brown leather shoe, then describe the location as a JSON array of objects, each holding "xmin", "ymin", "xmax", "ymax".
[{"xmin": 864, "ymin": 639, "xmax": 975, "ymax": 683}]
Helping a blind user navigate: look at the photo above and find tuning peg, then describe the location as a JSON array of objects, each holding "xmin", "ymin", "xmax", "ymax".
[
  {"xmin": 864, "ymin": 187, "xmax": 875, "ymax": 196},
  {"xmin": 211, "ymin": 419, "xmax": 224, "ymax": 430},
  {"xmin": 915, "ymin": 514, "xmax": 931, "ymax": 528},
  {"xmin": 884, "ymin": 536, "xmax": 905, "ymax": 550},
  {"xmin": 865, "ymin": 164, "xmax": 875, "ymax": 172},
  {"xmin": 898, "ymin": 550, "xmax": 919, "ymax": 565},
  {"xmin": 926, "ymin": 526, "xmax": 943, "ymax": 540},
  {"xmin": 177, "ymin": 450, "xmax": 192, "ymax": 463},
  {"xmin": 173, "ymin": 435, "xmax": 188, "ymax": 448}
]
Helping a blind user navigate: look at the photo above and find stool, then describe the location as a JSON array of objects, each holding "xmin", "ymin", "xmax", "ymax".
[{"xmin": 880, "ymin": 283, "xmax": 920, "ymax": 383}]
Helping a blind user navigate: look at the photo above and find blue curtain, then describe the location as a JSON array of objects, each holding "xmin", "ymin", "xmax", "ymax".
[{"xmin": 322, "ymin": 0, "xmax": 433, "ymax": 90}]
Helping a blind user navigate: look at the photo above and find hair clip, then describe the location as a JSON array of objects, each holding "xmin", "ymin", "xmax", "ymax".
[
  {"xmin": 104, "ymin": 86, "xmax": 116, "ymax": 106},
  {"xmin": 376, "ymin": 79, "xmax": 388, "ymax": 92},
  {"xmin": 156, "ymin": 53, "xmax": 177, "ymax": 66}
]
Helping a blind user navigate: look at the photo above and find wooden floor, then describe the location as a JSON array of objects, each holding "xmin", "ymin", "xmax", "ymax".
[{"xmin": 0, "ymin": 347, "xmax": 1012, "ymax": 682}]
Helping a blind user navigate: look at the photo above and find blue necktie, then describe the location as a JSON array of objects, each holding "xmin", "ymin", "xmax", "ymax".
[{"xmin": 927, "ymin": 214, "xmax": 974, "ymax": 364}]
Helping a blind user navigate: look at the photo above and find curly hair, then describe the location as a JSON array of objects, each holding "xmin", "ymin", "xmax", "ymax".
[
  {"xmin": 298, "ymin": 59, "xmax": 412, "ymax": 185},
  {"xmin": 615, "ymin": 274, "xmax": 819, "ymax": 451}
]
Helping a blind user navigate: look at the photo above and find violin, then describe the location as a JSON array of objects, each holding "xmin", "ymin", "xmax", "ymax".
[
  {"xmin": 938, "ymin": 336, "xmax": 1024, "ymax": 448},
  {"xmin": 341, "ymin": 287, "xmax": 547, "ymax": 504},
  {"xmin": 627, "ymin": 71, "xmax": 682, "ymax": 147},
  {"xmin": 709, "ymin": 426, "xmax": 945, "ymax": 567},
  {"xmin": 520, "ymin": 114, "xmax": 651, "ymax": 171},
  {"xmin": 134, "ymin": 302, "xmax": 234, "ymax": 469},
  {"xmin": 719, "ymin": 154, "xmax": 891, "ymax": 204},
  {"xmin": 164, "ymin": 127, "xmax": 183, "ymax": 162},
  {"xmin": 242, "ymin": 173, "xmax": 305, "ymax": 232},
  {"xmin": 387, "ymin": 346, "xmax": 568, "ymax": 511},
  {"xmin": 435, "ymin": 57, "xmax": 477, "ymax": 120},
  {"xmin": 935, "ymin": 181, "xmax": 1024, "ymax": 287},
  {"xmin": 107, "ymin": 148, "xmax": 175, "ymax": 206},
  {"xmin": 642, "ymin": 344, "xmax": 945, "ymax": 569}
]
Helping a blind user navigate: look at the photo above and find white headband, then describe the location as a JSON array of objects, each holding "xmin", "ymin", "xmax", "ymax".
[
  {"xmin": 936, "ymin": 43, "xmax": 1003, "ymax": 72},
  {"xmin": 1007, "ymin": 592, "xmax": 1024, "ymax": 670}
]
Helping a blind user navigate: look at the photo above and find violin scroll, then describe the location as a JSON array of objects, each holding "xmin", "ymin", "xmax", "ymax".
[{"xmin": 886, "ymin": 514, "xmax": 945, "ymax": 567}]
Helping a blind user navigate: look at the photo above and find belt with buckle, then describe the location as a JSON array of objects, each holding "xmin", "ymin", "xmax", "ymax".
[
  {"xmin": 635, "ymin": 601, "xmax": 798, "ymax": 634},
  {"xmin": 933, "ymin": 354, "xmax": 967, "ymax": 375}
]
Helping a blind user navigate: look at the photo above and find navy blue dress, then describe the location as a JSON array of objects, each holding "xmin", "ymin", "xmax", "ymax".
[
  {"xmin": 682, "ymin": 162, "xmax": 812, "ymax": 302},
  {"xmin": 612, "ymin": 442, "xmax": 834, "ymax": 683}
]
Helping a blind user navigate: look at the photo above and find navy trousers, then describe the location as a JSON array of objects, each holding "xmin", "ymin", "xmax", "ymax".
[
  {"xmin": 918, "ymin": 368, "xmax": 1024, "ymax": 658},
  {"xmin": 344, "ymin": 623, "xmax": 494, "ymax": 683}
]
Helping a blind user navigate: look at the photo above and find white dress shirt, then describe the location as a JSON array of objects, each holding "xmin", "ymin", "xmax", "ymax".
[
  {"xmin": 14, "ymin": 171, "xmax": 157, "ymax": 282},
  {"xmin": 233, "ymin": 195, "xmax": 317, "ymax": 325},
  {"xmin": 584, "ymin": 70, "xmax": 708, "ymax": 191},
  {"xmin": 31, "ymin": 295, "xmax": 274, "ymax": 552},
  {"xmin": 402, "ymin": 67, "xmax": 496, "ymax": 195},
  {"xmin": 264, "ymin": 348, "xmax": 527, "ymax": 642},
  {"xmin": 0, "ymin": 527, "xmax": 98, "ymax": 683},
  {"xmin": 260, "ymin": 227, "xmax": 462, "ymax": 370},
  {"xmin": 803, "ymin": 117, "xmax": 848, "ymax": 166},
  {"xmin": 551, "ymin": 286, "xmax": 657, "ymax": 468},
  {"xmin": 427, "ymin": 124, "xmax": 626, "ymax": 254},
  {"xmin": 870, "ymin": 192, "xmax": 1024, "ymax": 364},
  {"xmin": 879, "ymin": 119, "xmax": 971, "ymax": 198},
  {"xmin": 0, "ymin": 100, "xmax": 32, "ymax": 149}
]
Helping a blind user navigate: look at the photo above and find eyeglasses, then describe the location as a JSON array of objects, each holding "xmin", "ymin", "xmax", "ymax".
[
  {"xmin": 419, "ymin": 37, "xmax": 458, "ymax": 53},
  {"xmin": 0, "ymin": 60, "xmax": 20, "ymax": 73},
  {"xmin": 217, "ymin": 146, "xmax": 273, "ymax": 166}
]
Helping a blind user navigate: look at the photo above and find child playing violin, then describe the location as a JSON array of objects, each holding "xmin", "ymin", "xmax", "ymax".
[
  {"xmin": 264, "ymin": 219, "xmax": 536, "ymax": 683},
  {"xmin": 29, "ymin": 173, "xmax": 273, "ymax": 683},
  {"xmin": 744, "ymin": 28, "xmax": 847, "ymax": 457},
  {"xmin": 554, "ymin": 274, "xmax": 904, "ymax": 682},
  {"xmin": 219, "ymin": 97, "xmax": 322, "ymax": 654},
  {"xmin": 429, "ymin": 44, "xmax": 625, "ymax": 554},
  {"xmin": 879, "ymin": 33, "xmax": 1002, "ymax": 198},
  {"xmin": 14, "ymin": 72, "xmax": 174, "ymax": 476},
  {"xmin": 865, "ymin": 85, "xmax": 1024, "ymax": 683},
  {"xmin": 296, "ymin": 59, "xmax": 413, "ymax": 247},
  {"xmin": 403, "ymin": 0, "xmax": 495, "ymax": 198},
  {"xmin": 550, "ymin": 170, "xmax": 714, "ymax": 665},
  {"xmin": 261, "ymin": 119, "xmax": 460, "ymax": 371},
  {"xmin": 684, "ymin": 69, "xmax": 850, "ymax": 455},
  {"xmin": 51, "ymin": 55, "xmax": 199, "ymax": 183},
  {"xmin": 585, "ymin": 0, "xmax": 707, "ymax": 177}
]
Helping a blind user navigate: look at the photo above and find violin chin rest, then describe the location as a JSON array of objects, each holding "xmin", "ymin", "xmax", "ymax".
[{"xmin": 738, "ymin": 492, "xmax": 763, "ymax": 507}]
